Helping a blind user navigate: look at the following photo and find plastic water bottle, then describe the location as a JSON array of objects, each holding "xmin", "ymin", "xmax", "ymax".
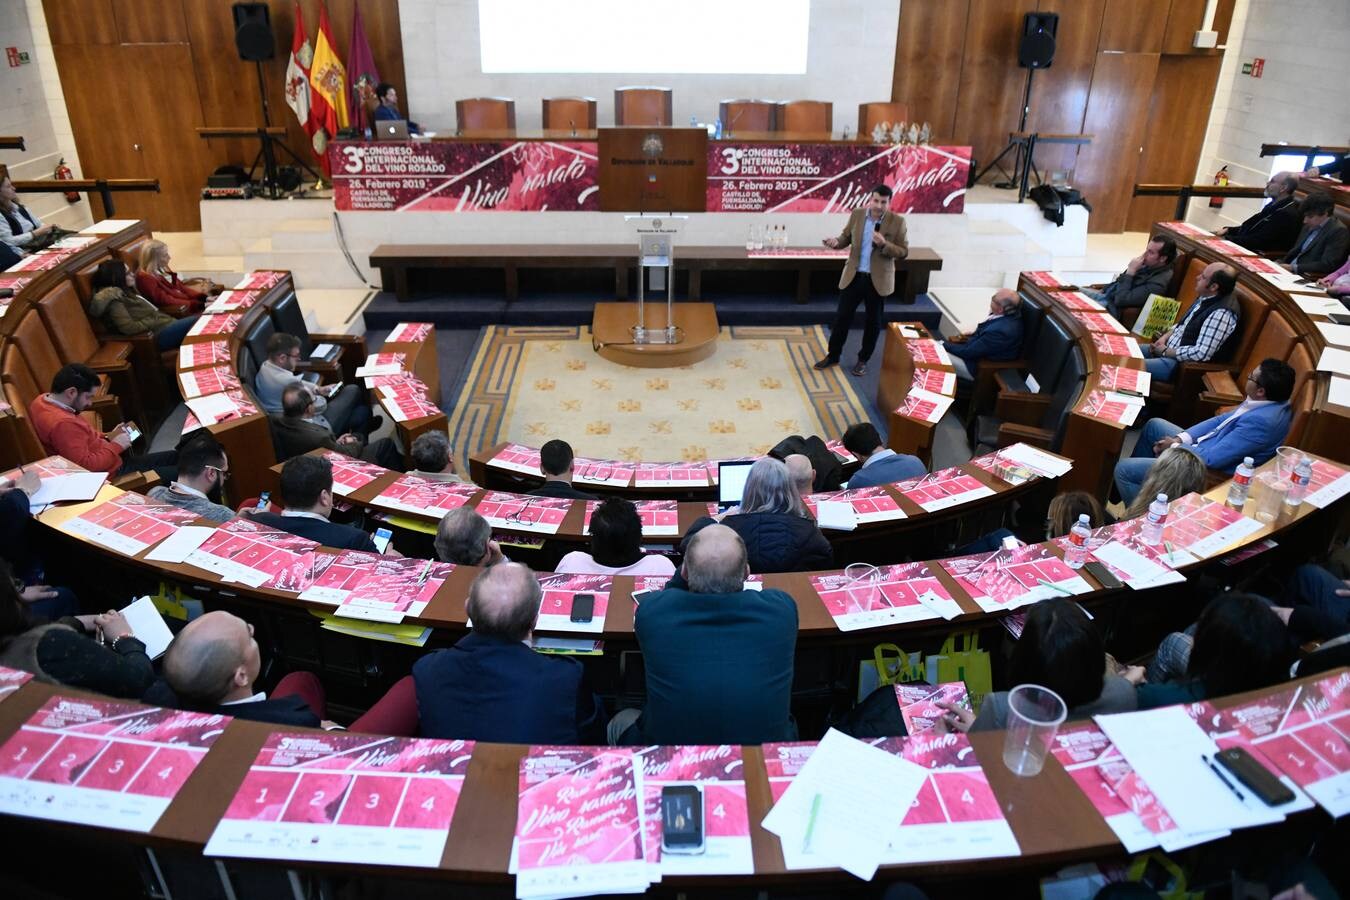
[
  {"xmin": 745, "ymin": 225, "xmax": 756, "ymax": 251},
  {"xmin": 1287, "ymin": 456, "xmax": 1313, "ymax": 507},
  {"xmin": 781, "ymin": 222, "xmax": 789, "ymax": 248},
  {"xmin": 752, "ymin": 224, "xmax": 764, "ymax": 251},
  {"xmin": 714, "ymin": 117, "xmax": 724, "ymax": 140},
  {"xmin": 1064, "ymin": 514, "xmax": 1091, "ymax": 569},
  {"xmin": 1226, "ymin": 457, "xmax": 1255, "ymax": 508},
  {"xmin": 690, "ymin": 115, "xmax": 698, "ymax": 128},
  {"xmin": 1141, "ymin": 493, "xmax": 1169, "ymax": 545}
]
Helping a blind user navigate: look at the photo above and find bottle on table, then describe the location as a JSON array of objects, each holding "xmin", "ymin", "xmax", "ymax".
[
  {"xmin": 1064, "ymin": 514, "xmax": 1091, "ymax": 569},
  {"xmin": 1226, "ymin": 456, "xmax": 1255, "ymax": 508},
  {"xmin": 752, "ymin": 225, "xmax": 764, "ymax": 251},
  {"xmin": 1287, "ymin": 456, "xmax": 1313, "ymax": 507},
  {"xmin": 781, "ymin": 222, "xmax": 789, "ymax": 249},
  {"xmin": 1140, "ymin": 493, "xmax": 1169, "ymax": 545},
  {"xmin": 745, "ymin": 225, "xmax": 756, "ymax": 251}
]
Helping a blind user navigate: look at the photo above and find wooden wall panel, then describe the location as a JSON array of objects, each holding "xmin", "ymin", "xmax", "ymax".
[
  {"xmin": 952, "ymin": 0, "xmax": 1031, "ymax": 177},
  {"xmin": 1161, "ymin": 0, "xmax": 1238, "ymax": 53},
  {"xmin": 1025, "ymin": 0, "xmax": 1104, "ymax": 172},
  {"xmin": 1074, "ymin": 51, "xmax": 1160, "ymax": 233},
  {"xmin": 112, "ymin": 0, "xmax": 188, "ymax": 44},
  {"xmin": 44, "ymin": 0, "xmax": 118, "ymax": 45},
  {"xmin": 1097, "ymin": 0, "xmax": 1168, "ymax": 52},
  {"xmin": 1126, "ymin": 54, "xmax": 1224, "ymax": 231},
  {"xmin": 891, "ymin": 0, "xmax": 968, "ymax": 141}
]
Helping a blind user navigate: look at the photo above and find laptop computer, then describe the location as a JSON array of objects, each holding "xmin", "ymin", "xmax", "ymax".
[
  {"xmin": 376, "ymin": 119, "xmax": 410, "ymax": 140},
  {"xmin": 717, "ymin": 460, "xmax": 756, "ymax": 512}
]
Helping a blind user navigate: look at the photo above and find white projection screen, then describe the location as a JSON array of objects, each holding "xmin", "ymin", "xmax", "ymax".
[{"xmin": 478, "ymin": 0, "xmax": 810, "ymax": 74}]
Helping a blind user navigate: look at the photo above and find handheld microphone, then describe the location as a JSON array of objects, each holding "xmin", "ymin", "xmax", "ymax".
[
  {"xmin": 725, "ymin": 106, "xmax": 746, "ymax": 138},
  {"xmin": 568, "ymin": 118, "xmax": 576, "ymax": 138}
]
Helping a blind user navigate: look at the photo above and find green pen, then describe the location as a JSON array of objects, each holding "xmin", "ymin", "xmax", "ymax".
[
  {"xmin": 803, "ymin": 792, "xmax": 822, "ymax": 853},
  {"xmin": 1164, "ymin": 540, "xmax": 1177, "ymax": 562},
  {"xmin": 1037, "ymin": 578, "xmax": 1074, "ymax": 596}
]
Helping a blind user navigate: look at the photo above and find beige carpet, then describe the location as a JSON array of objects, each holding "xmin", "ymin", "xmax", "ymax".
[{"xmin": 447, "ymin": 325, "xmax": 870, "ymax": 464}]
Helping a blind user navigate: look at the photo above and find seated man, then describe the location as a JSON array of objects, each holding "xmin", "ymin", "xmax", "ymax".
[
  {"xmin": 1217, "ymin": 172, "xmax": 1302, "ymax": 253},
  {"xmin": 374, "ymin": 82, "xmax": 422, "ymax": 135},
  {"xmin": 0, "ymin": 471, "xmax": 78, "ymax": 621},
  {"xmin": 784, "ymin": 453, "xmax": 815, "ymax": 499},
  {"xmin": 255, "ymin": 332, "xmax": 374, "ymax": 436},
  {"xmin": 251, "ymin": 454, "xmax": 381, "ymax": 551},
  {"xmin": 1282, "ymin": 192, "xmax": 1350, "ymax": 277},
  {"xmin": 146, "ymin": 433, "xmax": 236, "ymax": 523},
  {"xmin": 414, "ymin": 562, "xmax": 603, "ymax": 742},
  {"xmin": 28, "ymin": 363, "xmax": 175, "ymax": 479},
  {"xmin": 271, "ymin": 383, "xmax": 402, "ymax": 469},
  {"xmin": 408, "ymin": 431, "xmax": 467, "ymax": 483},
  {"xmin": 1141, "ymin": 262, "xmax": 1239, "ymax": 382},
  {"xmin": 1271, "ymin": 561, "xmax": 1350, "ymax": 644},
  {"xmin": 610, "ymin": 524, "xmax": 798, "ymax": 745},
  {"xmin": 1114, "ymin": 358, "xmax": 1294, "ymax": 505},
  {"xmin": 942, "ymin": 289, "xmax": 1023, "ymax": 383},
  {"xmin": 528, "ymin": 439, "xmax": 598, "ymax": 501},
  {"xmin": 1085, "ymin": 235, "xmax": 1177, "ymax": 320},
  {"xmin": 840, "ymin": 421, "xmax": 924, "ymax": 488},
  {"xmin": 434, "ymin": 507, "xmax": 505, "ymax": 567}
]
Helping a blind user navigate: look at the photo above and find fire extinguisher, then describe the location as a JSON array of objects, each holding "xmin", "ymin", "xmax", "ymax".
[
  {"xmin": 1209, "ymin": 165, "xmax": 1228, "ymax": 209},
  {"xmin": 54, "ymin": 158, "xmax": 78, "ymax": 203}
]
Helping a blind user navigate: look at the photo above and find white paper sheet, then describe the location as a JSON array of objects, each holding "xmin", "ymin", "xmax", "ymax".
[
  {"xmin": 144, "ymin": 525, "xmax": 216, "ymax": 563},
  {"xmin": 353, "ymin": 362, "xmax": 403, "ymax": 377},
  {"xmin": 1290, "ymin": 294, "xmax": 1346, "ymax": 317},
  {"xmin": 79, "ymin": 219, "xmax": 140, "ymax": 234},
  {"xmin": 1329, "ymin": 376, "xmax": 1350, "ymax": 409},
  {"xmin": 1316, "ymin": 322, "xmax": 1350, "ymax": 348},
  {"xmin": 1000, "ymin": 443, "xmax": 1073, "ymax": 477},
  {"xmin": 762, "ymin": 729, "xmax": 927, "ymax": 880},
  {"xmin": 1090, "ymin": 541, "xmax": 1185, "ymax": 589},
  {"xmin": 815, "ymin": 501, "xmax": 858, "ymax": 531},
  {"xmin": 1095, "ymin": 707, "xmax": 1286, "ymax": 837},
  {"xmin": 26, "ymin": 472, "xmax": 107, "ymax": 510},
  {"xmin": 185, "ymin": 393, "xmax": 238, "ymax": 424},
  {"xmin": 119, "ymin": 596, "xmax": 175, "ymax": 659},
  {"xmin": 1316, "ymin": 346, "xmax": 1350, "ymax": 375}
]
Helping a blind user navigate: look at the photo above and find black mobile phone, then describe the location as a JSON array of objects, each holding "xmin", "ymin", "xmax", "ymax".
[
  {"xmin": 1328, "ymin": 313, "xmax": 1350, "ymax": 326},
  {"xmin": 569, "ymin": 593, "xmax": 595, "ymax": 623},
  {"xmin": 1082, "ymin": 561, "xmax": 1123, "ymax": 590},
  {"xmin": 1216, "ymin": 746, "xmax": 1294, "ymax": 806},
  {"xmin": 660, "ymin": 784, "xmax": 705, "ymax": 854}
]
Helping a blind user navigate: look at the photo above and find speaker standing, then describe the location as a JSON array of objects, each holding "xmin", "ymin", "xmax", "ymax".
[{"xmin": 814, "ymin": 185, "xmax": 909, "ymax": 377}]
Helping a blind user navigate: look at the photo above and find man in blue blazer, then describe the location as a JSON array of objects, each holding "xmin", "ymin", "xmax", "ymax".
[
  {"xmin": 250, "ymin": 454, "xmax": 379, "ymax": 552},
  {"xmin": 943, "ymin": 289, "xmax": 1024, "ymax": 382},
  {"xmin": 1114, "ymin": 359, "xmax": 1295, "ymax": 505},
  {"xmin": 414, "ymin": 562, "xmax": 604, "ymax": 743},
  {"xmin": 840, "ymin": 422, "xmax": 925, "ymax": 488}
]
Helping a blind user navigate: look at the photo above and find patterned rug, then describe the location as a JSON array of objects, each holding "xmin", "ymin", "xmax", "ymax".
[{"xmin": 446, "ymin": 325, "xmax": 870, "ymax": 466}]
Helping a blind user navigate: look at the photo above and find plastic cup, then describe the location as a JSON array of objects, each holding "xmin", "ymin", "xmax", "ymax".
[
  {"xmin": 1252, "ymin": 470, "xmax": 1287, "ymax": 523},
  {"xmin": 843, "ymin": 562, "xmax": 881, "ymax": 613},
  {"xmin": 1002, "ymin": 684, "xmax": 1067, "ymax": 777},
  {"xmin": 1275, "ymin": 446, "xmax": 1300, "ymax": 480}
]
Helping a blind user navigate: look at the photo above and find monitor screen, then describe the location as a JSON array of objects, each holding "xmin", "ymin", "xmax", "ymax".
[{"xmin": 718, "ymin": 461, "xmax": 756, "ymax": 505}]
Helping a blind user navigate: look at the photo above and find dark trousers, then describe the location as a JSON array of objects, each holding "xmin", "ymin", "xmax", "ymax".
[{"xmin": 827, "ymin": 274, "xmax": 887, "ymax": 362}]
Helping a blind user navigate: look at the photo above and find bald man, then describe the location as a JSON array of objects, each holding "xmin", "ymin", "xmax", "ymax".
[
  {"xmin": 1217, "ymin": 172, "xmax": 1302, "ymax": 254},
  {"xmin": 609, "ymin": 524, "xmax": 798, "ymax": 745},
  {"xmin": 158, "ymin": 611, "xmax": 326, "ymax": 727},
  {"xmin": 942, "ymin": 289, "xmax": 1024, "ymax": 383},
  {"xmin": 784, "ymin": 454, "xmax": 815, "ymax": 497},
  {"xmin": 414, "ymin": 562, "xmax": 603, "ymax": 743}
]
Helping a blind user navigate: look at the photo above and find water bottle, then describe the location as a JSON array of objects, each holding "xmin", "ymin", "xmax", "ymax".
[
  {"xmin": 745, "ymin": 225, "xmax": 756, "ymax": 251},
  {"xmin": 1141, "ymin": 493, "xmax": 1169, "ymax": 545},
  {"xmin": 690, "ymin": 114, "xmax": 698, "ymax": 128},
  {"xmin": 781, "ymin": 222, "xmax": 790, "ymax": 249},
  {"xmin": 1287, "ymin": 456, "xmax": 1313, "ymax": 507},
  {"xmin": 752, "ymin": 224, "xmax": 764, "ymax": 251},
  {"xmin": 772, "ymin": 224, "xmax": 783, "ymax": 249},
  {"xmin": 1064, "ymin": 514, "xmax": 1091, "ymax": 569},
  {"xmin": 1226, "ymin": 456, "xmax": 1255, "ymax": 508},
  {"xmin": 714, "ymin": 117, "xmax": 723, "ymax": 140}
]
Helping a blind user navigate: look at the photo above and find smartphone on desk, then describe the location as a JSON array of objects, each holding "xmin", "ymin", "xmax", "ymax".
[
  {"xmin": 660, "ymin": 784, "xmax": 705, "ymax": 854},
  {"xmin": 569, "ymin": 593, "xmax": 595, "ymax": 623},
  {"xmin": 371, "ymin": 527, "xmax": 394, "ymax": 554},
  {"xmin": 1216, "ymin": 746, "xmax": 1295, "ymax": 806}
]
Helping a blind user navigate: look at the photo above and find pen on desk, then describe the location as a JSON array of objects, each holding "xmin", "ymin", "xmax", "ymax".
[
  {"xmin": 1037, "ymin": 578, "xmax": 1074, "ymax": 596},
  {"xmin": 1164, "ymin": 540, "xmax": 1176, "ymax": 561},
  {"xmin": 1204, "ymin": 754, "xmax": 1245, "ymax": 803},
  {"xmin": 802, "ymin": 792, "xmax": 822, "ymax": 853}
]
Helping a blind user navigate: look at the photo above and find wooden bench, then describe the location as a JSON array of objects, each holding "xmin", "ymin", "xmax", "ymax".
[{"xmin": 369, "ymin": 243, "xmax": 943, "ymax": 305}]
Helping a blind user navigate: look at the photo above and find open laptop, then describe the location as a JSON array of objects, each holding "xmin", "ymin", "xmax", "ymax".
[
  {"xmin": 376, "ymin": 119, "xmax": 410, "ymax": 140},
  {"xmin": 717, "ymin": 460, "xmax": 756, "ymax": 512}
]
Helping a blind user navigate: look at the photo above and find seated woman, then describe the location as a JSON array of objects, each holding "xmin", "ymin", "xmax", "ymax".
[
  {"xmin": 0, "ymin": 561, "xmax": 153, "ymax": 698},
  {"xmin": 135, "ymin": 239, "xmax": 209, "ymax": 316},
  {"xmin": 556, "ymin": 497, "xmax": 676, "ymax": 577},
  {"xmin": 89, "ymin": 259, "xmax": 198, "ymax": 350},
  {"xmin": 1123, "ymin": 444, "xmax": 1206, "ymax": 519},
  {"xmin": 1317, "ymin": 257, "xmax": 1350, "ymax": 298},
  {"xmin": 1138, "ymin": 593, "xmax": 1291, "ymax": 709},
  {"xmin": 940, "ymin": 598, "xmax": 1139, "ymax": 733},
  {"xmin": 1046, "ymin": 490, "xmax": 1107, "ymax": 539},
  {"xmin": 681, "ymin": 457, "xmax": 832, "ymax": 573},
  {"xmin": 0, "ymin": 172, "xmax": 55, "ymax": 251}
]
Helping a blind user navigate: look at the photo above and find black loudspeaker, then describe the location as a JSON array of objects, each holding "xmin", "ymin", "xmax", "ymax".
[
  {"xmin": 1017, "ymin": 12, "xmax": 1058, "ymax": 69},
  {"xmin": 233, "ymin": 3, "xmax": 274, "ymax": 62}
]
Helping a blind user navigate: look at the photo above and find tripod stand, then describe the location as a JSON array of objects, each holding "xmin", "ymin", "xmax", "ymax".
[
  {"xmin": 975, "ymin": 67, "xmax": 1037, "ymax": 191},
  {"xmin": 246, "ymin": 60, "xmax": 321, "ymax": 198}
]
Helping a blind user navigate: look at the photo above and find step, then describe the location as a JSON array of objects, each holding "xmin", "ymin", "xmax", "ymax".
[
  {"xmin": 242, "ymin": 244, "xmax": 375, "ymax": 290},
  {"xmin": 270, "ymin": 222, "xmax": 340, "ymax": 252}
]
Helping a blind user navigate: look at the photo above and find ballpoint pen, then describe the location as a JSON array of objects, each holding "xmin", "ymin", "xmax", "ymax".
[
  {"xmin": 1203, "ymin": 754, "xmax": 1245, "ymax": 803},
  {"xmin": 802, "ymin": 793, "xmax": 822, "ymax": 854},
  {"xmin": 1037, "ymin": 578, "xmax": 1074, "ymax": 596}
]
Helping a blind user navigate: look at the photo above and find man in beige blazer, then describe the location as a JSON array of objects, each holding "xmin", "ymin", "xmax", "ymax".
[{"xmin": 814, "ymin": 185, "xmax": 909, "ymax": 376}]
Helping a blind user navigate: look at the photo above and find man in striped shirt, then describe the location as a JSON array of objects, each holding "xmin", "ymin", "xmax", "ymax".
[{"xmin": 1141, "ymin": 262, "xmax": 1239, "ymax": 382}]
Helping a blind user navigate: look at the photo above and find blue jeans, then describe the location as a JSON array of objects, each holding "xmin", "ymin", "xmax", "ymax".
[
  {"xmin": 1291, "ymin": 564, "xmax": 1350, "ymax": 632},
  {"xmin": 949, "ymin": 355, "xmax": 973, "ymax": 383},
  {"xmin": 1140, "ymin": 343, "xmax": 1178, "ymax": 382},
  {"xmin": 155, "ymin": 315, "xmax": 198, "ymax": 350},
  {"xmin": 1113, "ymin": 417, "xmax": 1183, "ymax": 506}
]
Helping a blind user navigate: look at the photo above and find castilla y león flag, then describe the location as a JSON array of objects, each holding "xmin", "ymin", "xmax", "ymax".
[{"xmin": 283, "ymin": 2, "xmax": 312, "ymax": 134}]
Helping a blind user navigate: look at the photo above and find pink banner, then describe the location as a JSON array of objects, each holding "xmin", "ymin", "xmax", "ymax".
[
  {"xmin": 706, "ymin": 143, "xmax": 971, "ymax": 214},
  {"xmin": 330, "ymin": 140, "xmax": 601, "ymax": 211}
]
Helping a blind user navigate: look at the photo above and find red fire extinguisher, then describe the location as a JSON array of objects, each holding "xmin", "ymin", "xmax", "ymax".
[
  {"xmin": 54, "ymin": 158, "xmax": 78, "ymax": 203},
  {"xmin": 1209, "ymin": 165, "xmax": 1228, "ymax": 209}
]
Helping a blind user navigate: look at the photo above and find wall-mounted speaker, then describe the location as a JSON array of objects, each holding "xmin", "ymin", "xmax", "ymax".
[
  {"xmin": 233, "ymin": 3, "xmax": 274, "ymax": 62},
  {"xmin": 1017, "ymin": 12, "xmax": 1059, "ymax": 69}
]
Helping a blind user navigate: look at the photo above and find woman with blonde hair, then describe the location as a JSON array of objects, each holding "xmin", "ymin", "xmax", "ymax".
[
  {"xmin": 1124, "ymin": 445, "xmax": 1206, "ymax": 518},
  {"xmin": 134, "ymin": 239, "xmax": 211, "ymax": 316}
]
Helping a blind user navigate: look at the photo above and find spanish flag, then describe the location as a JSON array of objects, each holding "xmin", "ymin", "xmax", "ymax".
[{"xmin": 308, "ymin": 2, "xmax": 348, "ymax": 140}]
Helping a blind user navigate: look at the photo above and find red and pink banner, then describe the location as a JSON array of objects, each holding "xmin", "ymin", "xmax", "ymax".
[{"xmin": 331, "ymin": 140, "xmax": 971, "ymax": 214}]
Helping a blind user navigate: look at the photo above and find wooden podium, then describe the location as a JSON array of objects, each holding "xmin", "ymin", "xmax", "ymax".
[
  {"xmin": 598, "ymin": 127, "xmax": 708, "ymax": 212},
  {"xmin": 592, "ymin": 302, "xmax": 719, "ymax": 368}
]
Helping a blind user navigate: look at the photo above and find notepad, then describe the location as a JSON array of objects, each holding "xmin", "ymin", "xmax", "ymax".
[
  {"xmin": 26, "ymin": 472, "xmax": 107, "ymax": 510},
  {"xmin": 815, "ymin": 500, "xmax": 858, "ymax": 531},
  {"xmin": 119, "ymin": 596, "xmax": 175, "ymax": 660}
]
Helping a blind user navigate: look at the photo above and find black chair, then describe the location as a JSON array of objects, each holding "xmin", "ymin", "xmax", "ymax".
[
  {"xmin": 267, "ymin": 290, "xmax": 367, "ymax": 384},
  {"xmin": 268, "ymin": 291, "xmax": 311, "ymax": 356},
  {"xmin": 973, "ymin": 344, "xmax": 1086, "ymax": 454},
  {"xmin": 970, "ymin": 315, "xmax": 1074, "ymax": 450},
  {"xmin": 966, "ymin": 292, "xmax": 1043, "ymax": 422},
  {"xmin": 241, "ymin": 313, "xmax": 276, "ymax": 380}
]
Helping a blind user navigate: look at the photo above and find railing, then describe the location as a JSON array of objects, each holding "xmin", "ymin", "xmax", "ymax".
[
  {"xmin": 0, "ymin": 136, "xmax": 25, "ymax": 151},
  {"xmin": 1132, "ymin": 182, "xmax": 1267, "ymax": 220},
  {"xmin": 12, "ymin": 177, "xmax": 159, "ymax": 218},
  {"xmin": 1260, "ymin": 143, "xmax": 1349, "ymax": 171}
]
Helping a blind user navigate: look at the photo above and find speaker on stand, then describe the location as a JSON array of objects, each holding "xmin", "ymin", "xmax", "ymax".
[{"xmin": 975, "ymin": 12, "xmax": 1058, "ymax": 192}]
